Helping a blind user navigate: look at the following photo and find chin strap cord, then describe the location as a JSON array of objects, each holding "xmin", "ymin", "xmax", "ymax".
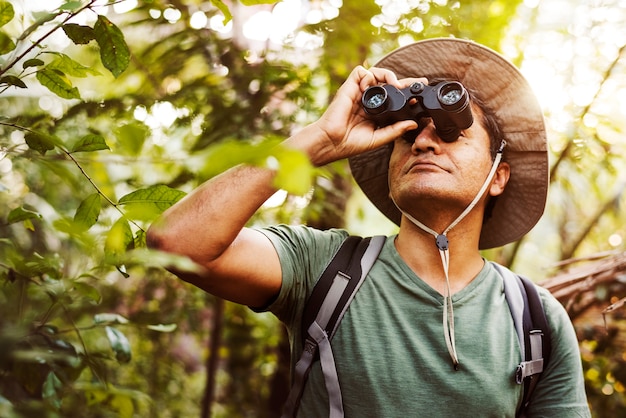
[{"xmin": 391, "ymin": 140, "xmax": 506, "ymax": 369}]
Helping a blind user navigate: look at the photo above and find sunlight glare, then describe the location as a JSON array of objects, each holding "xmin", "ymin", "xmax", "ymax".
[
  {"xmin": 38, "ymin": 96, "xmax": 63, "ymax": 118},
  {"xmin": 523, "ymin": 0, "xmax": 540, "ymax": 8},
  {"xmin": 243, "ymin": 11, "xmax": 273, "ymax": 41},
  {"xmin": 582, "ymin": 113, "xmax": 598, "ymax": 129},
  {"xmin": 153, "ymin": 102, "xmax": 178, "ymax": 128},
  {"xmin": 242, "ymin": 0, "xmax": 303, "ymax": 43},
  {"xmin": 113, "ymin": 0, "xmax": 137, "ymax": 14},
  {"xmin": 163, "ymin": 8, "xmax": 182, "ymax": 24},
  {"xmin": 264, "ymin": 190, "xmax": 288, "ymax": 208},
  {"xmin": 293, "ymin": 31, "xmax": 324, "ymax": 50},
  {"xmin": 608, "ymin": 234, "xmax": 623, "ymax": 248},
  {"xmin": 306, "ymin": 9, "xmax": 323, "ymax": 24},
  {"xmin": 24, "ymin": 0, "xmax": 63, "ymax": 12},
  {"xmin": 370, "ymin": 15, "xmax": 384, "ymax": 28},
  {"xmin": 321, "ymin": 2, "xmax": 340, "ymax": 20},
  {"xmin": 270, "ymin": 0, "xmax": 303, "ymax": 43},
  {"xmin": 0, "ymin": 157, "xmax": 11, "ymax": 175},
  {"xmin": 209, "ymin": 15, "xmax": 233, "ymax": 34},
  {"xmin": 135, "ymin": 102, "xmax": 188, "ymax": 135},
  {"xmin": 190, "ymin": 11, "xmax": 208, "ymax": 29}
]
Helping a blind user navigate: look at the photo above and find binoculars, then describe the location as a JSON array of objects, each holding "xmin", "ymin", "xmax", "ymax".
[{"xmin": 361, "ymin": 81, "xmax": 473, "ymax": 143}]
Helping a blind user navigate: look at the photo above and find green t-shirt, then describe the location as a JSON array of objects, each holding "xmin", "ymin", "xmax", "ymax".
[{"xmin": 259, "ymin": 225, "xmax": 590, "ymax": 417}]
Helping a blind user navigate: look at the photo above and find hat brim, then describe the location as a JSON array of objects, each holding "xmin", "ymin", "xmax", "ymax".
[{"xmin": 349, "ymin": 38, "xmax": 548, "ymax": 249}]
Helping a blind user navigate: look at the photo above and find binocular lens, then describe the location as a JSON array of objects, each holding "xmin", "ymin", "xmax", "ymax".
[
  {"xmin": 362, "ymin": 86, "xmax": 388, "ymax": 114},
  {"xmin": 437, "ymin": 82, "xmax": 468, "ymax": 110},
  {"xmin": 440, "ymin": 89, "xmax": 461, "ymax": 105},
  {"xmin": 366, "ymin": 93, "xmax": 386, "ymax": 109}
]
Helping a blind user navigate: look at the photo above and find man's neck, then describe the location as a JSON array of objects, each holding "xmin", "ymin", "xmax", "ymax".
[{"xmin": 395, "ymin": 215, "xmax": 485, "ymax": 295}]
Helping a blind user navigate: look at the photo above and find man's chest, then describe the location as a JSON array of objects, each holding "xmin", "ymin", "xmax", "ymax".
[{"xmin": 298, "ymin": 273, "xmax": 524, "ymax": 417}]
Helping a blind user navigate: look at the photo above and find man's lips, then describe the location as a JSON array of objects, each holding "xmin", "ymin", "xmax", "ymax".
[{"xmin": 406, "ymin": 159, "xmax": 448, "ymax": 173}]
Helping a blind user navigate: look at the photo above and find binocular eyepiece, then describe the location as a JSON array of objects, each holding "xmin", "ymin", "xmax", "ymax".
[{"xmin": 361, "ymin": 81, "xmax": 473, "ymax": 143}]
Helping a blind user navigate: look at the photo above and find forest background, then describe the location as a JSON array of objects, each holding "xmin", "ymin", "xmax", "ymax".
[{"xmin": 1, "ymin": 0, "xmax": 625, "ymax": 417}]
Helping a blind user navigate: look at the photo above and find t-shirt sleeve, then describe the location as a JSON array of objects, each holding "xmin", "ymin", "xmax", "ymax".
[
  {"xmin": 254, "ymin": 225, "xmax": 349, "ymax": 330},
  {"xmin": 525, "ymin": 287, "xmax": 591, "ymax": 417}
]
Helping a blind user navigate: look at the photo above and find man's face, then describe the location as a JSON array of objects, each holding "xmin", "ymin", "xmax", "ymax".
[{"xmin": 388, "ymin": 105, "xmax": 506, "ymax": 216}]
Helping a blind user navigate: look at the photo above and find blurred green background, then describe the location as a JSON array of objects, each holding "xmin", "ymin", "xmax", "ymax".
[{"xmin": 1, "ymin": 0, "xmax": 625, "ymax": 416}]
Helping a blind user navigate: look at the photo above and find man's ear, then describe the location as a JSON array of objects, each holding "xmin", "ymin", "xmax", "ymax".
[{"xmin": 489, "ymin": 162, "xmax": 510, "ymax": 197}]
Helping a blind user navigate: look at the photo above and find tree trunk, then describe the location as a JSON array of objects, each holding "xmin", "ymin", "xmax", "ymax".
[{"xmin": 201, "ymin": 297, "xmax": 225, "ymax": 418}]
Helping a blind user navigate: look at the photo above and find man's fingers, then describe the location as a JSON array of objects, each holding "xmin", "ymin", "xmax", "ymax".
[
  {"xmin": 372, "ymin": 119, "xmax": 418, "ymax": 147},
  {"xmin": 364, "ymin": 67, "xmax": 429, "ymax": 89},
  {"xmin": 365, "ymin": 67, "xmax": 399, "ymax": 87}
]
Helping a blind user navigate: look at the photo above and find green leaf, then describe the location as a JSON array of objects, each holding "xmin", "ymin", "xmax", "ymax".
[
  {"xmin": 113, "ymin": 122, "xmax": 149, "ymax": 156},
  {"xmin": 23, "ymin": 58, "xmax": 45, "ymax": 69},
  {"xmin": 0, "ymin": 75, "xmax": 26, "ymax": 88},
  {"xmin": 74, "ymin": 193, "xmax": 101, "ymax": 231},
  {"xmin": 0, "ymin": 30, "xmax": 15, "ymax": 55},
  {"xmin": 62, "ymin": 23, "xmax": 95, "ymax": 44},
  {"xmin": 199, "ymin": 138, "xmax": 313, "ymax": 193},
  {"xmin": 18, "ymin": 12, "xmax": 56, "ymax": 41},
  {"xmin": 128, "ymin": 248, "xmax": 204, "ymax": 275},
  {"xmin": 105, "ymin": 326, "xmax": 132, "ymax": 363},
  {"xmin": 24, "ymin": 131, "xmax": 59, "ymax": 155},
  {"xmin": 94, "ymin": 15, "xmax": 130, "ymax": 78},
  {"xmin": 36, "ymin": 68, "xmax": 81, "ymax": 100},
  {"xmin": 23, "ymin": 218, "xmax": 35, "ymax": 231},
  {"xmin": 272, "ymin": 147, "xmax": 314, "ymax": 195},
  {"xmin": 110, "ymin": 393, "xmax": 134, "ymax": 418},
  {"xmin": 46, "ymin": 53, "xmax": 100, "ymax": 78},
  {"xmin": 134, "ymin": 229, "xmax": 146, "ymax": 248},
  {"xmin": 146, "ymin": 323, "xmax": 177, "ymax": 333},
  {"xmin": 72, "ymin": 383, "xmax": 147, "ymax": 416},
  {"xmin": 118, "ymin": 185, "xmax": 186, "ymax": 221},
  {"xmin": 72, "ymin": 281, "xmax": 102, "ymax": 304},
  {"xmin": 71, "ymin": 133, "xmax": 110, "ymax": 153},
  {"xmin": 7, "ymin": 206, "xmax": 41, "ymax": 224},
  {"xmin": 59, "ymin": 1, "xmax": 83, "ymax": 12},
  {"xmin": 105, "ymin": 218, "xmax": 134, "ymax": 257},
  {"xmin": 94, "ymin": 313, "xmax": 129, "ymax": 325},
  {"xmin": 74, "ymin": 383, "xmax": 109, "ymax": 405},
  {"xmin": 200, "ymin": 140, "xmax": 267, "ymax": 176},
  {"xmin": 42, "ymin": 372, "xmax": 63, "ymax": 409},
  {"xmin": 0, "ymin": 1, "xmax": 14, "ymax": 28},
  {"xmin": 210, "ymin": 0, "xmax": 233, "ymax": 24}
]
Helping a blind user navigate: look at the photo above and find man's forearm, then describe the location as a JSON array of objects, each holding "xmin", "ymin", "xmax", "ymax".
[{"xmin": 146, "ymin": 163, "xmax": 277, "ymax": 264}]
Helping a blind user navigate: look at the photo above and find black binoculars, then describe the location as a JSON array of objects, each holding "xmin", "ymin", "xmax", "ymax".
[{"xmin": 361, "ymin": 81, "xmax": 473, "ymax": 143}]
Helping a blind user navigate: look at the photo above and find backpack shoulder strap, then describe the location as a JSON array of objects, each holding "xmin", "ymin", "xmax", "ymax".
[
  {"xmin": 282, "ymin": 235, "xmax": 386, "ymax": 418},
  {"xmin": 492, "ymin": 263, "xmax": 552, "ymax": 417},
  {"xmin": 516, "ymin": 274, "xmax": 552, "ymax": 417},
  {"xmin": 302, "ymin": 235, "xmax": 385, "ymax": 341}
]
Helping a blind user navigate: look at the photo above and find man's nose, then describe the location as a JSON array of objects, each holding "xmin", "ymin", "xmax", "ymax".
[{"xmin": 410, "ymin": 119, "xmax": 441, "ymax": 153}]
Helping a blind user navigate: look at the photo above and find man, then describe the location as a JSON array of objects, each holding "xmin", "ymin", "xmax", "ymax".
[{"xmin": 147, "ymin": 38, "xmax": 590, "ymax": 417}]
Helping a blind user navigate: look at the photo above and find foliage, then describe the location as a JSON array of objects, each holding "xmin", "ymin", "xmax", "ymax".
[
  {"xmin": 580, "ymin": 316, "xmax": 626, "ymax": 416},
  {"xmin": 1, "ymin": 0, "xmax": 625, "ymax": 417},
  {"xmin": 0, "ymin": 0, "xmax": 300, "ymax": 416}
]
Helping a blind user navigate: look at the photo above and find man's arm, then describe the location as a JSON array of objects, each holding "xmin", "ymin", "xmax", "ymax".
[
  {"xmin": 146, "ymin": 66, "xmax": 421, "ymax": 308},
  {"xmin": 146, "ymin": 163, "xmax": 282, "ymax": 307}
]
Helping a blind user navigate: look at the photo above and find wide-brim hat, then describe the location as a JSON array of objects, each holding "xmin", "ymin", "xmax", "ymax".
[{"xmin": 349, "ymin": 38, "xmax": 548, "ymax": 249}]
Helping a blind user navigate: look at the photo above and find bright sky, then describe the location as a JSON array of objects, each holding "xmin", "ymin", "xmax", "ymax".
[{"xmin": 506, "ymin": 0, "xmax": 626, "ymax": 138}]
